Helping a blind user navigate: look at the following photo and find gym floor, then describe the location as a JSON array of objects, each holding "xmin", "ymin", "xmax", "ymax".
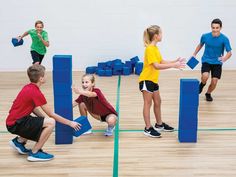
[{"xmin": 0, "ymin": 70, "xmax": 236, "ymax": 177}]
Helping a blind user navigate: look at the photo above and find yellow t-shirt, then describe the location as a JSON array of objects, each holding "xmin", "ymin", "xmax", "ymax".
[{"xmin": 139, "ymin": 45, "xmax": 162, "ymax": 83}]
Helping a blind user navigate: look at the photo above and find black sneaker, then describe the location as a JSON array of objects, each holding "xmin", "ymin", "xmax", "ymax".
[
  {"xmin": 199, "ymin": 82, "xmax": 206, "ymax": 94},
  {"xmin": 205, "ymin": 93, "xmax": 213, "ymax": 101},
  {"xmin": 154, "ymin": 122, "xmax": 174, "ymax": 132},
  {"xmin": 143, "ymin": 127, "xmax": 161, "ymax": 138}
]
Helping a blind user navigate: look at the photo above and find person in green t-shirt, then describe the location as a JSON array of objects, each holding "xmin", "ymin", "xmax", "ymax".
[{"xmin": 17, "ymin": 20, "xmax": 49, "ymax": 65}]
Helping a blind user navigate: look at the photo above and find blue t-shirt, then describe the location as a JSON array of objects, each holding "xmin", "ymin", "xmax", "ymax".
[{"xmin": 200, "ymin": 32, "xmax": 231, "ymax": 64}]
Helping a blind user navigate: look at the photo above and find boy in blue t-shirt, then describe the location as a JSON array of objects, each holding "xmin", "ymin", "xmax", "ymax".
[{"xmin": 192, "ymin": 18, "xmax": 232, "ymax": 101}]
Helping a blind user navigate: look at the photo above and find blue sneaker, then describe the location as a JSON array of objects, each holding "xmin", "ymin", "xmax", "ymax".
[
  {"xmin": 104, "ymin": 126, "xmax": 114, "ymax": 136},
  {"xmin": 9, "ymin": 137, "xmax": 30, "ymax": 155},
  {"xmin": 27, "ymin": 150, "xmax": 54, "ymax": 162}
]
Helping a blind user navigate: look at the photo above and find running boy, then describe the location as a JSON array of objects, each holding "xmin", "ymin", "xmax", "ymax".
[
  {"xmin": 193, "ymin": 18, "xmax": 232, "ymax": 101},
  {"xmin": 17, "ymin": 20, "xmax": 49, "ymax": 64}
]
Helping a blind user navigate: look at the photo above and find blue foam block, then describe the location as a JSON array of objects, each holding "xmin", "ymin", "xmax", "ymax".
[
  {"xmin": 187, "ymin": 57, "xmax": 199, "ymax": 69},
  {"xmin": 53, "ymin": 70, "xmax": 72, "ymax": 83},
  {"xmin": 86, "ymin": 66, "xmax": 97, "ymax": 74},
  {"xmin": 178, "ymin": 129, "xmax": 197, "ymax": 142},
  {"xmin": 73, "ymin": 116, "xmax": 92, "ymax": 137},
  {"xmin": 123, "ymin": 66, "xmax": 131, "ymax": 75},
  {"xmin": 97, "ymin": 69, "xmax": 106, "ymax": 76},
  {"xmin": 178, "ymin": 79, "xmax": 199, "ymax": 143},
  {"xmin": 55, "ymin": 132, "xmax": 73, "ymax": 144},
  {"xmin": 53, "ymin": 82, "xmax": 72, "ymax": 96},
  {"xmin": 53, "ymin": 55, "xmax": 72, "ymax": 70},
  {"xmin": 105, "ymin": 69, "xmax": 112, "ymax": 76},
  {"xmin": 130, "ymin": 56, "xmax": 140, "ymax": 64},
  {"xmin": 12, "ymin": 38, "xmax": 24, "ymax": 47},
  {"xmin": 135, "ymin": 62, "xmax": 143, "ymax": 75}
]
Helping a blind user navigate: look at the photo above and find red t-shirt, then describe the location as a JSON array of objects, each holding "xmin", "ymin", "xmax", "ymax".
[
  {"xmin": 75, "ymin": 88, "xmax": 117, "ymax": 116},
  {"xmin": 6, "ymin": 83, "xmax": 47, "ymax": 126}
]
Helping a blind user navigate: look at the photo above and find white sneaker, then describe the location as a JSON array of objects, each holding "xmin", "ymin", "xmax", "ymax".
[
  {"xmin": 82, "ymin": 129, "xmax": 92, "ymax": 135},
  {"xmin": 104, "ymin": 126, "xmax": 114, "ymax": 136}
]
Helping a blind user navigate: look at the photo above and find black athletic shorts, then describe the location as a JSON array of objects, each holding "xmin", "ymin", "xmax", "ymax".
[
  {"xmin": 201, "ymin": 62, "xmax": 222, "ymax": 79},
  {"xmin": 6, "ymin": 115, "xmax": 44, "ymax": 142},
  {"xmin": 139, "ymin": 80, "xmax": 159, "ymax": 93},
  {"xmin": 30, "ymin": 50, "xmax": 45, "ymax": 64}
]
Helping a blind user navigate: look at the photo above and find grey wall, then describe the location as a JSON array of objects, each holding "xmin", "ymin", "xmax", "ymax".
[{"xmin": 1, "ymin": 0, "xmax": 235, "ymax": 71}]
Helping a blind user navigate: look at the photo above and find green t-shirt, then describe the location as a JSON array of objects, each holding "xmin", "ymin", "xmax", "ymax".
[{"xmin": 28, "ymin": 29, "xmax": 49, "ymax": 55}]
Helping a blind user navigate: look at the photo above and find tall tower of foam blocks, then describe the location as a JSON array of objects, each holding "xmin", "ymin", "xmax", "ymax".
[{"xmin": 53, "ymin": 55, "xmax": 73, "ymax": 144}]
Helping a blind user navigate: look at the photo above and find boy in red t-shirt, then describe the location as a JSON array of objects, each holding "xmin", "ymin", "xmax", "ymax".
[
  {"xmin": 73, "ymin": 74, "xmax": 117, "ymax": 136},
  {"xmin": 6, "ymin": 65, "xmax": 80, "ymax": 162}
]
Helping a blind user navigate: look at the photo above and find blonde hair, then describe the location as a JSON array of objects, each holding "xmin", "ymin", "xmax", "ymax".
[
  {"xmin": 35, "ymin": 20, "xmax": 44, "ymax": 27},
  {"xmin": 82, "ymin": 74, "xmax": 95, "ymax": 84},
  {"xmin": 27, "ymin": 65, "xmax": 45, "ymax": 83},
  {"xmin": 143, "ymin": 25, "xmax": 161, "ymax": 47}
]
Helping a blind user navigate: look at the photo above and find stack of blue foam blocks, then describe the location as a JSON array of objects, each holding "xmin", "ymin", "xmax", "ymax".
[
  {"xmin": 53, "ymin": 55, "xmax": 73, "ymax": 144},
  {"xmin": 86, "ymin": 56, "xmax": 143, "ymax": 76},
  {"xmin": 178, "ymin": 79, "xmax": 199, "ymax": 142}
]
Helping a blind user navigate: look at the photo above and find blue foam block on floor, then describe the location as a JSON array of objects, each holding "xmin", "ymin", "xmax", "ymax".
[
  {"xmin": 73, "ymin": 116, "xmax": 92, "ymax": 137},
  {"xmin": 187, "ymin": 57, "xmax": 199, "ymax": 69},
  {"xmin": 86, "ymin": 66, "xmax": 97, "ymax": 74},
  {"xmin": 12, "ymin": 38, "xmax": 24, "ymax": 47},
  {"xmin": 105, "ymin": 69, "xmax": 112, "ymax": 76}
]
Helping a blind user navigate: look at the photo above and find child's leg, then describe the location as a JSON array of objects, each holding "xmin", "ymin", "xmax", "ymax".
[
  {"xmin": 31, "ymin": 118, "xmax": 55, "ymax": 153},
  {"xmin": 79, "ymin": 102, "xmax": 88, "ymax": 116},
  {"xmin": 104, "ymin": 114, "xmax": 117, "ymax": 136},
  {"xmin": 153, "ymin": 91, "xmax": 162, "ymax": 125},
  {"xmin": 142, "ymin": 91, "xmax": 153, "ymax": 128},
  {"xmin": 207, "ymin": 77, "xmax": 218, "ymax": 93},
  {"xmin": 105, "ymin": 114, "xmax": 117, "ymax": 127}
]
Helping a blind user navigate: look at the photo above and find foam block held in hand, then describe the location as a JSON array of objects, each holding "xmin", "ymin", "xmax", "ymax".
[
  {"xmin": 12, "ymin": 38, "xmax": 24, "ymax": 47},
  {"xmin": 73, "ymin": 116, "xmax": 92, "ymax": 137}
]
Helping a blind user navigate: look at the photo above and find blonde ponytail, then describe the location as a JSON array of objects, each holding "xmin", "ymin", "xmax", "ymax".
[{"xmin": 143, "ymin": 25, "xmax": 161, "ymax": 47}]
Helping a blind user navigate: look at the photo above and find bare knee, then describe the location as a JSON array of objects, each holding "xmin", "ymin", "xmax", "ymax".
[
  {"xmin": 43, "ymin": 118, "xmax": 55, "ymax": 129},
  {"xmin": 106, "ymin": 114, "xmax": 117, "ymax": 126}
]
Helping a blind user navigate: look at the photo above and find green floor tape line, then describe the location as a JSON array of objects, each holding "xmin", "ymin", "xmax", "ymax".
[
  {"xmin": 1, "ymin": 128, "xmax": 236, "ymax": 134},
  {"xmin": 113, "ymin": 75, "xmax": 121, "ymax": 177}
]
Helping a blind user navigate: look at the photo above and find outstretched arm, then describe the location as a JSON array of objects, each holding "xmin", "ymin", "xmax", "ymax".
[
  {"xmin": 153, "ymin": 57, "xmax": 185, "ymax": 70},
  {"xmin": 73, "ymin": 86, "xmax": 97, "ymax": 97},
  {"xmin": 41, "ymin": 104, "xmax": 81, "ymax": 130},
  {"xmin": 17, "ymin": 31, "xmax": 29, "ymax": 41}
]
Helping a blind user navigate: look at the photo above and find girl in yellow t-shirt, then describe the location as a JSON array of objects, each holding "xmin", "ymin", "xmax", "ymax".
[{"xmin": 139, "ymin": 25, "xmax": 185, "ymax": 138}]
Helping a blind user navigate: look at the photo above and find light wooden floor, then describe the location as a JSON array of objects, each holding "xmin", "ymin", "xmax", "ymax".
[{"xmin": 0, "ymin": 70, "xmax": 236, "ymax": 177}]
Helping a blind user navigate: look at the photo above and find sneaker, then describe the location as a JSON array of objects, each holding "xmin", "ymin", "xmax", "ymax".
[
  {"xmin": 205, "ymin": 93, "xmax": 213, "ymax": 101},
  {"xmin": 199, "ymin": 83, "xmax": 206, "ymax": 94},
  {"xmin": 27, "ymin": 150, "xmax": 54, "ymax": 162},
  {"xmin": 154, "ymin": 122, "xmax": 174, "ymax": 132},
  {"xmin": 83, "ymin": 129, "xmax": 92, "ymax": 135},
  {"xmin": 143, "ymin": 127, "xmax": 161, "ymax": 138},
  {"xmin": 9, "ymin": 137, "xmax": 30, "ymax": 155},
  {"xmin": 104, "ymin": 126, "xmax": 114, "ymax": 136}
]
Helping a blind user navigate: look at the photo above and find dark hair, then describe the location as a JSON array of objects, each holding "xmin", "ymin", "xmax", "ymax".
[
  {"xmin": 211, "ymin": 18, "xmax": 222, "ymax": 27},
  {"xmin": 27, "ymin": 65, "xmax": 45, "ymax": 83}
]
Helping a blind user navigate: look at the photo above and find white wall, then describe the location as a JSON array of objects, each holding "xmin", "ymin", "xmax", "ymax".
[{"xmin": 1, "ymin": 0, "xmax": 235, "ymax": 71}]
